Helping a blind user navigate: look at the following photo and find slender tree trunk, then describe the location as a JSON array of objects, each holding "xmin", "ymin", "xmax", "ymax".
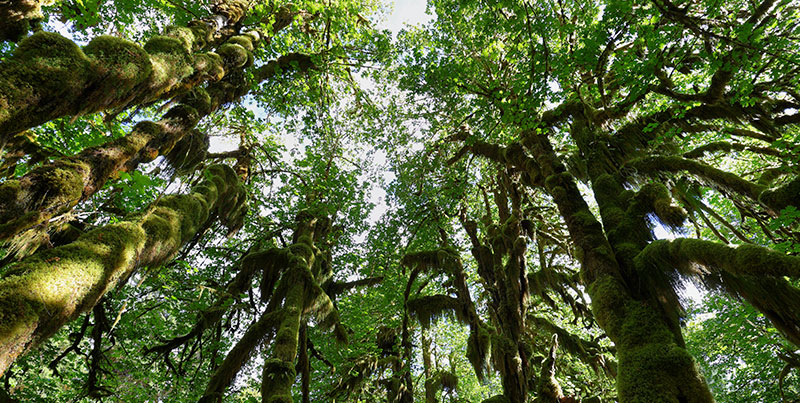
[
  {"xmin": 0, "ymin": 164, "xmax": 246, "ymax": 376},
  {"xmin": 298, "ymin": 324, "xmax": 311, "ymax": 403},
  {"xmin": 422, "ymin": 329, "xmax": 437, "ymax": 403}
]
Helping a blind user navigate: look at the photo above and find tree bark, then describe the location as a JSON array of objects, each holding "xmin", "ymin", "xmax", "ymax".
[
  {"xmin": 0, "ymin": 52, "xmax": 314, "ymax": 243},
  {"xmin": 0, "ymin": 164, "xmax": 246, "ymax": 376}
]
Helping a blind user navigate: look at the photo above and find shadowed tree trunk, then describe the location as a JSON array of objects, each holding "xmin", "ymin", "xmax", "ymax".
[
  {"xmin": 0, "ymin": 163, "xmax": 247, "ymax": 376},
  {"xmin": 521, "ymin": 122, "xmax": 715, "ymax": 402}
]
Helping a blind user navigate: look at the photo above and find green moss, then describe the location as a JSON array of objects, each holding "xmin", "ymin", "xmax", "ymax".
[
  {"xmin": 227, "ymin": 35, "xmax": 255, "ymax": 51},
  {"xmin": 0, "ymin": 221, "xmax": 146, "ymax": 352},
  {"xmin": 181, "ymin": 87, "xmax": 213, "ymax": 115},
  {"xmin": 759, "ymin": 176, "xmax": 800, "ymax": 212},
  {"xmin": 617, "ymin": 341, "xmax": 711, "ymax": 403},
  {"xmin": 84, "ymin": 36, "xmax": 152, "ymax": 101},
  {"xmin": 217, "ymin": 43, "xmax": 250, "ymax": 69},
  {"xmin": 163, "ymin": 26, "xmax": 198, "ymax": 53},
  {"xmin": 0, "ymin": 32, "xmax": 93, "ymax": 132},
  {"xmin": 143, "ymin": 35, "xmax": 188, "ymax": 56},
  {"xmin": 192, "ymin": 53, "xmax": 225, "ymax": 81},
  {"xmin": 0, "ymin": 164, "xmax": 245, "ymax": 368},
  {"xmin": 290, "ymin": 244, "xmax": 315, "ymax": 265},
  {"xmin": 0, "ymin": 158, "xmax": 90, "ymax": 241},
  {"xmin": 466, "ymin": 324, "xmax": 491, "ymax": 378},
  {"xmin": 587, "ymin": 276, "xmax": 627, "ymax": 339},
  {"xmin": 163, "ymin": 104, "xmax": 200, "ymax": 124},
  {"xmin": 15, "ymin": 31, "xmax": 84, "ymax": 60},
  {"xmin": 588, "ymin": 274, "xmax": 713, "ymax": 401},
  {"xmin": 481, "ymin": 395, "xmax": 511, "ymax": 403}
]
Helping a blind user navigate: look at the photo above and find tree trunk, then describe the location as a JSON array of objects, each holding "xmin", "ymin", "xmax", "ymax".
[
  {"xmin": 0, "ymin": 164, "xmax": 246, "ymax": 376},
  {"xmin": 0, "ymin": 52, "xmax": 314, "ymax": 243},
  {"xmin": 523, "ymin": 127, "xmax": 714, "ymax": 402}
]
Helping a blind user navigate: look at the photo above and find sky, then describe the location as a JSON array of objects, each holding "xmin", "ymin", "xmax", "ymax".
[{"xmin": 378, "ymin": 0, "xmax": 433, "ymax": 33}]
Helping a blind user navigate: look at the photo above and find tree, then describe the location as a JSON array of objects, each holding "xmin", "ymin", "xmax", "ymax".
[{"xmin": 1, "ymin": 0, "xmax": 800, "ymax": 402}]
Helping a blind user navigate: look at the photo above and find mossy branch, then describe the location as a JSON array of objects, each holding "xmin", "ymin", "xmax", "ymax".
[
  {"xmin": 635, "ymin": 238, "xmax": 800, "ymax": 345},
  {"xmin": 0, "ymin": 50, "xmax": 317, "ymax": 243},
  {"xmin": 0, "ymin": 164, "xmax": 245, "ymax": 376},
  {"xmin": 0, "ymin": 26, "xmax": 249, "ymax": 138},
  {"xmin": 683, "ymin": 141, "xmax": 782, "ymax": 159},
  {"xmin": 627, "ymin": 155, "xmax": 767, "ymax": 205}
]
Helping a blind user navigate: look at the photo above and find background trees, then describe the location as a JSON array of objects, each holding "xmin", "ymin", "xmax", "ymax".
[{"xmin": 0, "ymin": 0, "xmax": 799, "ymax": 402}]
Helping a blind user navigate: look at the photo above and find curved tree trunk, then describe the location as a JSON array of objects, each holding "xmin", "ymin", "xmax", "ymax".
[{"xmin": 0, "ymin": 164, "xmax": 247, "ymax": 376}]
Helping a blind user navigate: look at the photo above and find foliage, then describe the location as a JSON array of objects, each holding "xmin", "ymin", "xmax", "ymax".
[{"xmin": 1, "ymin": 0, "xmax": 800, "ymax": 401}]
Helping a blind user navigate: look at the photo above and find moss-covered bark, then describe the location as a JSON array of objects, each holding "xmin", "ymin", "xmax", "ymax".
[
  {"xmin": 522, "ymin": 124, "xmax": 713, "ymax": 402},
  {"xmin": 0, "ymin": 0, "xmax": 263, "ymax": 139},
  {"xmin": 0, "ymin": 0, "xmax": 52, "ymax": 42},
  {"xmin": 456, "ymin": 177, "xmax": 530, "ymax": 403},
  {"xmin": 0, "ymin": 164, "xmax": 246, "ymax": 376},
  {"xmin": 198, "ymin": 211, "xmax": 342, "ymax": 403},
  {"xmin": 261, "ymin": 211, "xmax": 332, "ymax": 403},
  {"xmin": 0, "ymin": 52, "xmax": 314, "ymax": 244}
]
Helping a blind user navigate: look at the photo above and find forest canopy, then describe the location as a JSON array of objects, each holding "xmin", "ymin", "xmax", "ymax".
[{"xmin": 0, "ymin": 0, "xmax": 799, "ymax": 402}]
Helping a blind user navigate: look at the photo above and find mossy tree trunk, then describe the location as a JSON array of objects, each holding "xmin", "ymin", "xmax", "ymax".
[
  {"xmin": 521, "ymin": 124, "xmax": 714, "ymax": 403},
  {"xmin": 0, "ymin": 1, "xmax": 303, "ymax": 141},
  {"xmin": 422, "ymin": 329, "xmax": 437, "ymax": 403},
  {"xmin": 261, "ymin": 211, "xmax": 341, "ymax": 403},
  {"xmin": 0, "ymin": 164, "xmax": 247, "ymax": 376},
  {"xmin": 0, "ymin": 52, "xmax": 314, "ymax": 244},
  {"xmin": 533, "ymin": 335, "xmax": 563, "ymax": 403},
  {"xmin": 199, "ymin": 211, "xmax": 344, "ymax": 402},
  {"xmin": 460, "ymin": 178, "xmax": 530, "ymax": 403}
]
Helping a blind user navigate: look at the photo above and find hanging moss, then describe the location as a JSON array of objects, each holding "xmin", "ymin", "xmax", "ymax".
[
  {"xmin": 490, "ymin": 332, "xmax": 517, "ymax": 374},
  {"xmin": 163, "ymin": 129, "xmax": 209, "ymax": 173},
  {"xmin": 466, "ymin": 323, "xmax": 491, "ymax": 379},
  {"xmin": 635, "ymin": 238, "xmax": 800, "ymax": 345},
  {"xmin": 627, "ymin": 156, "xmax": 766, "ymax": 204},
  {"xmin": 407, "ymin": 294, "xmax": 467, "ymax": 328}
]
